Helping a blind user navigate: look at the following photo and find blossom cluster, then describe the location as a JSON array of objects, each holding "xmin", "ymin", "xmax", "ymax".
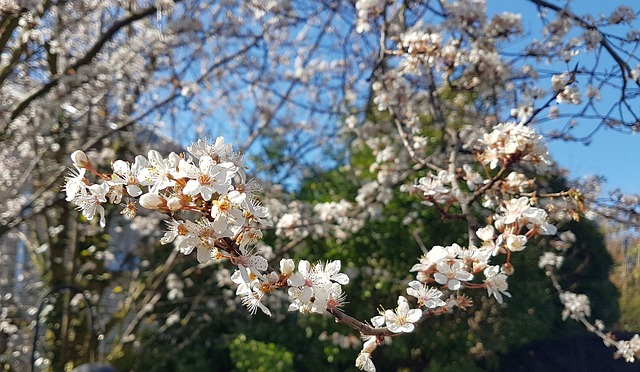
[
  {"xmin": 355, "ymin": 193, "xmax": 559, "ymax": 369},
  {"xmin": 479, "ymin": 122, "xmax": 552, "ymax": 170},
  {"xmin": 64, "ymin": 137, "xmax": 352, "ymax": 318},
  {"xmin": 64, "ymin": 137, "xmax": 267, "ymax": 262}
]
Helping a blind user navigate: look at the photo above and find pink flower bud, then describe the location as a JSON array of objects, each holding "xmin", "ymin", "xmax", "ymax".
[{"xmin": 139, "ymin": 193, "xmax": 166, "ymax": 210}]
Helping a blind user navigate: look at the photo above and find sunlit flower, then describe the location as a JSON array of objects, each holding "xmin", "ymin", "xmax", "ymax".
[{"xmin": 383, "ymin": 296, "xmax": 422, "ymax": 333}]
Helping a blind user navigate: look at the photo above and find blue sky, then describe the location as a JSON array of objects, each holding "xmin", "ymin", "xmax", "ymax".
[{"xmin": 487, "ymin": 0, "xmax": 640, "ymax": 195}]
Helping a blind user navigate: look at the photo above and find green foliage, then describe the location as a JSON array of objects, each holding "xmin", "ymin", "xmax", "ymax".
[
  {"xmin": 229, "ymin": 334, "xmax": 294, "ymax": 372},
  {"xmin": 619, "ymin": 266, "xmax": 640, "ymax": 331},
  {"xmin": 557, "ymin": 220, "xmax": 620, "ymax": 326}
]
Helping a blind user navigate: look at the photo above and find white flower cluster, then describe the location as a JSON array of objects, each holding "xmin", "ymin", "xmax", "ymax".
[
  {"xmin": 615, "ymin": 334, "xmax": 640, "ymax": 362},
  {"xmin": 65, "ymin": 138, "xmax": 354, "ymax": 319},
  {"xmin": 538, "ymin": 252, "xmax": 564, "ymax": 270},
  {"xmin": 409, "ymin": 243, "xmax": 511, "ymax": 304},
  {"xmin": 286, "ymin": 259, "xmax": 349, "ymax": 314},
  {"xmin": 559, "ymin": 291, "xmax": 591, "ymax": 321},
  {"xmin": 551, "ymin": 73, "xmax": 582, "ymax": 105},
  {"xmin": 355, "ymin": 0, "xmax": 386, "ymax": 33},
  {"xmin": 64, "ymin": 137, "xmax": 269, "ymax": 264},
  {"xmin": 401, "ymin": 170, "xmax": 456, "ymax": 206},
  {"xmin": 397, "ymin": 25, "xmax": 443, "ymax": 70},
  {"xmin": 230, "ymin": 258, "xmax": 350, "ymax": 316},
  {"xmin": 479, "ymin": 122, "xmax": 552, "ymax": 170},
  {"xmin": 486, "ymin": 196, "xmax": 557, "ymax": 255},
  {"xmin": 274, "ymin": 199, "xmax": 364, "ymax": 241}
]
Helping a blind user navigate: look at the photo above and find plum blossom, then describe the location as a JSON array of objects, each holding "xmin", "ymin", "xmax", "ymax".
[
  {"xmin": 233, "ymin": 245, "xmax": 268, "ymax": 284},
  {"xmin": 355, "ymin": 336, "xmax": 378, "ymax": 371},
  {"xmin": 615, "ymin": 335, "xmax": 640, "ymax": 363},
  {"xmin": 160, "ymin": 218, "xmax": 188, "ymax": 245},
  {"xmin": 381, "ymin": 296, "xmax": 422, "ymax": 333},
  {"xmin": 406, "ymin": 280, "xmax": 446, "ymax": 309},
  {"xmin": 560, "ymin": 291, "xmax": 591, "ymax": 321},
  {"xmin": 187, "ymin": 136, "xmax": 232, "ymax": 160},
  {"xmin": 180, "ymin": 156, "xmax": 234, "ymax": 201},
  {"xmin": 63, "ymin": 166, "xmax": 87, "ymax": 202},
  {"xmin": 73, "ymin": 183, "xmax": 109, "ymax": 227},
  {"xmin": 483, "ymin": 265, "xmax": 511, "ymax": 304},
  {"xmin": 479, "ymin": 123, "xmax": 551, "ymax": 169},
  {"xmin": 410, "ymin": 245, "xmax": 450, "ymax": 273},
  {"xmin": 175, "ymin": 219, "xmax": 219, "ymax": 263},
  {"xmin": 210, "ymin": 191, "xmax": 246, "ymax": 234},
  {"xmin": 288, "ymin": 260, "xmax": 349, "ymax": 314},
  {"xmin": 498, "ymin": 197, "xmax": 534, "ymax": 225},
  {"xmin": 433, "ymin": 261, "xmax": 474, "ymax": 290},
  {"xmin": 110, "ymin": 156, "xmax": 148, "ymax": 197},
  {"xmin": 138, "ymin": 150, "xmax": 179, "ymax": 192}
]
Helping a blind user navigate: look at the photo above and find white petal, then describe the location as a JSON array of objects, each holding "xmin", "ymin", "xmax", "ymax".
[
  {"xmin": 126, "ymin": 184, "xmax": 142, "ymax": 197},
  {"xmin": 325, "ymin": 260, "xmax": 341, "ymax": 275},
  {"xmin": 331, "ymin": 273, "xmax": 350, "ymax": 285},
  {"xmin": 249, "ymin": 256, "xmax": 268, "ymax": 271},
  {"xmin": 406, "ymin": 309, "xmax": 422, "ymax": 323},
  {"xmin": 371, "ymin": 315, "xmax": 385, "ymax": 327},
  {"xmin": 288, "ymin": 272, "xmax": 305, "ymax": 287},
  {"xmin": 213, "ymin": 217, "xmax": 228, "ymax": 235},
  {"xmin": 196, "ymin": 246, "xmax": 211, "ymax": 263},
  {"xmin": 298, "ymin": 260, "xmax": 311, "ymax": 275},
  {"xmin": 199, "ymin": 186, "xmax": 213, "ymax": 201},
  {"xmin": 112, "ymin": 160, "xmax": 129, "ymax": 175},
  {"xmin": 183, "ymin": 180, "xmax": 200, "ymax": 196}
]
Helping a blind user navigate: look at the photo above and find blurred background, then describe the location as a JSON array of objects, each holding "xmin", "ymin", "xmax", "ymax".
[{"xmin": 0, "ymin": 0, "xmax": 638, "ymax": 371}]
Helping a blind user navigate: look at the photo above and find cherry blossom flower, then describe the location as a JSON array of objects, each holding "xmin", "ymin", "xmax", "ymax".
[
  {"xmin": 63, "ymin": 166, "xmax": 87, "ymax": 202},
  {"xmin": 560, "ymin": 291, "xmax": 591, "ymax": 321},
  {"xmin": 210, "ymin": 191, "xmax": 246, "ymax": 234},
  {"xmin": 110, "ymin": 156, "xmax": 148, "ymax": 197},
  {"xmin": 406, "ymin": 280, "xmax": 446, "ymax": 309},
  {"xmin": 483, "ymin": 265, "xmax": 511, "ymax": 304},
  {"xmin": 410, "ymin": 245, "xmax": 449, "ymax": 273},
  {"xmin": 179, "ymin": 156, "xmax": 235, "ymax": 201},
  {"xmin": 288, "ymin": 260, "xmax": 349, "ymax": 314},
  {"xmin": 74, "ymin": 183, "xmax": 109, "ymax": 227},
  {"xmin": 433, "ymin": 261, "xmax": 474, "ymax": 290},
  {"xmin": 187, "ymin": 136, "xmax": 232, "ymax": 160},
  {"xmin": 160, "ymin": 218, "xmax": 189, "ymax": 245},
  {"xmin": 355, "ymin": 336, "xmax": 378, "ymax": 371},
  {"xmin": 383, "ymin": 296, "xmax": 422, "ymax": 333},
  {"xmin": 138, "ymin": 150, "xmax": 179, "ymax": 192},
  {"xmin": 615, "ymin": 335, "xmax": 640, "ymax": 363},
  {"xmin": 233, "ymin": 245, "xmax": 268, "ymax": 284},
  {"xmin": 176, "ymin": 219, "xmax": 219, "ymax": 263}
]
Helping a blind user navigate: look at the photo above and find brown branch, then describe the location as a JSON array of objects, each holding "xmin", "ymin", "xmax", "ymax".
[
  {"xmin": 528, "ymin": 0, "xmax": 639, "ymax": 91},
  {"xmin": 328, "ymin": 304, "xmax": 439, "ymax": 338}
]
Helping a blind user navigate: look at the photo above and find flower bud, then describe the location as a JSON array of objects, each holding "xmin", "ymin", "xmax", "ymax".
[
  {"xmin": 279, "ymin": 259, "xmax": 295, "ymax": 275},
  {"xmin": 502, "ymin": 262, "xmax": 514, "ymax": 276},
  {"xmin": 71, "ymin": 150, "xmax": 91, "ymax": 168},
  {"xmin": 139, "ymin": 193, "xmax": 166, "ymax": 210},
  {"xmin": 166, "ymin": 196, "xmax": 182, "ymax": 211}
]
